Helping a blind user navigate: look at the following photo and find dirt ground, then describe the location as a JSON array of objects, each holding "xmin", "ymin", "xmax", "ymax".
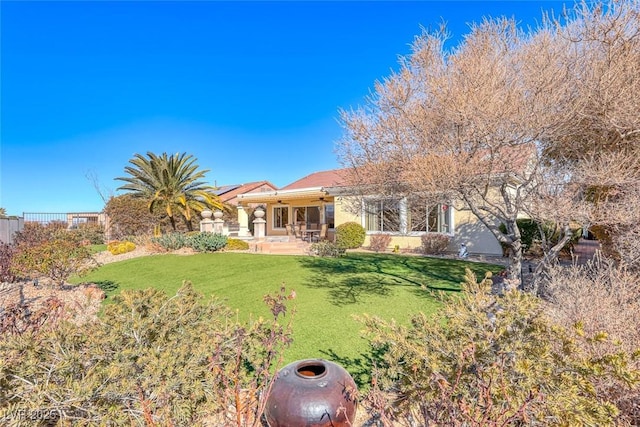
[{"xmin": 0, "ymin": 247, "xmax": 157, "ymax": 324}]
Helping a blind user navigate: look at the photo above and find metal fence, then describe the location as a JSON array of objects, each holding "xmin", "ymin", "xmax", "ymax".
[
  {"xmin": 23, "ymin": 212, "xmax": 106, "ymax": 229},
  {"xmin": 22, "ymin": 212, "xmax": 68, "ymax": 224}
]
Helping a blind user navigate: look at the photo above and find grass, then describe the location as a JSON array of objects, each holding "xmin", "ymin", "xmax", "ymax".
[
  {"xmin": 74, "ymin": 252, "xmax": 502, "ymax": 367},
  {"xmin": 89, "ymin": 244, "xmax": 107, "ymax": 254}
]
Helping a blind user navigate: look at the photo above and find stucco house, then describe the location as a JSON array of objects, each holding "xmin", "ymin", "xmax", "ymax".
[{"xmin": 236, "ymin": 168, "xmax": 504, "ymax": 256}]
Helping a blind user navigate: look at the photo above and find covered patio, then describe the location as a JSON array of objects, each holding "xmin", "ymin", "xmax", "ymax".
[{"xmin": 236, "ymin": 186, "xmax": 336, "ymax": 243}]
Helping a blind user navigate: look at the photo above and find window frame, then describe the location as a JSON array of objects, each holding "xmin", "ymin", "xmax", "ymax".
[
  {"xmin": 362, "ymin": 197, "xmax": 453, "ymax": 236},
  {"xmin": 272, "ymin": 206, "xmax": 289, "ymax": 230}
]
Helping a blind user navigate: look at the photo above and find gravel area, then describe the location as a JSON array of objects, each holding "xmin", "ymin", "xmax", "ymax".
[
  {"xmin": 0, "ymin": 247, "xmax": 159, "ymax": 325},
  {"xmin": 93, "ymin": 246, "xmax": 156, "ymax": 264}
]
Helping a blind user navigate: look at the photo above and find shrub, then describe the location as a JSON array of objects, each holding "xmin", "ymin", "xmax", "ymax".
[
  {"xmin": 11, "ymin": 238, "xmax": 96, "ymax": 287},
  {"xmin": 69, "ymin": 223, "xmax": 105, "ymax": 245},
  {"xmin": 0, "ymin": 283, "xmax": 295, "ymax": 426},
  {"xmin": 187, "ymin": 232, "xmax": 227, "ymax": 253},
  {"xmin": 151, "ymin": 232, "xmax": 189, "ymax": 251},
  {"xmin": 335, "ymin": 222, "xmax": 366, "ymax": 249},
  {"xmin": 0, "ymin": 243, "xmax": 17, "ymax": 283},
  {"xmin": 369, "ymin": 234, "xmax": 392, "ymax": 253},
  {"xmin": 420, "ymin": 233, "xmax": 451, "ymax": 254},
  {"xmin": 104, "ymin": 194, "xmax": 165, "ymax": 240},
  {"xmin": 359, "ymin": 269, "xmax": 637, "ymax": 426},
  {"xmin": 225, "ymin": 238, "xmax": 250, "ymax": 251},
  {"xmin": 13, "ymin": 221, "xmax": 68, "ymax": 249},
  {"xmin": 542, "ymin": 259, "xmax": 640, "ymax": 425},
  {"xmin": 309, "ymin": 241, "xmax": 346, "ymax": 257},
  {"xmin": 107, "ymin": 240, "xmax": 136, "ymax": 255},
  {"xmin": 498, "ymin": 219, "xmax": 581, "ymax": 256}
]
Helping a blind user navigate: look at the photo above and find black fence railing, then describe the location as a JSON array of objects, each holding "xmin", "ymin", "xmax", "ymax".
[
  {"xmin": 23, "ymin": 212, "xmax": 68, "ymax": 224},
  {"xmin": 22, "ymin": 212, "xmax": 105, "ymax": 228}
]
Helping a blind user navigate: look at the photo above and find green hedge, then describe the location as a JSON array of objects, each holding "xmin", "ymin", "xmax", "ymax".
[{"xmin": 335, "ymin": 222, "xmax": 366, "ymax": 249}]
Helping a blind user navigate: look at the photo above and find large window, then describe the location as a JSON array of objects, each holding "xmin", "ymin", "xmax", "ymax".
[
  {"xmin": 364, "ymin": 197, "xmax": 451, "ymax": 234},
  {"xmin": 363, "ymin": 199, "xmax": 401, "ymax": 232},
  {"xmin": 273, "ymin": 206, "xmax": 288, "ymax": 229}
]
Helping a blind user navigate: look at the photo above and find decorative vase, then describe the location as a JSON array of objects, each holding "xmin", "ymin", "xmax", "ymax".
[
  {"xmin": 201, "ymin": 209, "xmax": 212, "ymax": 219},
  {"xmin": 213, "ymin": 210, "xmax": 224, "ymax": 219},
  {"xmin": 265, "ymin": 359, "xmax": 358, "ymax": 427},
  {"xmin": 254, "ymin": 208, "xmax": 265, "ymax": 219}
]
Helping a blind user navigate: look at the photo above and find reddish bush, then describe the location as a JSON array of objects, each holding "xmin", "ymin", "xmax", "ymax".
[
  {"xmin": 369, "ymin": 234, "xmax": 392, "ymax": 253},
  {"xmin": 13, "ymin": 221, "xmax": 68, "ymax": 249},
  {"xmin": 12, "ymin": 238, "xmax": 96, "ymax": 287},
  {"xmin": 0, "ymin": 243, "xmax": 17, "ymax": 283},
  {"xmin": 420, "ymin": 233, "xmax": 451, "ymax": 255}
]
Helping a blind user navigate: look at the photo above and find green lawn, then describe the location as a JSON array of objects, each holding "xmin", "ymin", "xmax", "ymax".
[{"xmin": 74, "ymin": 252, "xmax": 502, "ymax": 366}]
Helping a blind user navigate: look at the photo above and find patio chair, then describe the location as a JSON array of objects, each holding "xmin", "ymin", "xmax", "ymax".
[
  {"xmin": 285, "ymin": 224, "xmax": 293, "ymax": 237},
  {"xmin": 312, "ymin": 223, "xmax": 328, "ymax": 242},
  {"xmin": 299, "ymin": 223, "xmax": 308, "ymax": 241}
]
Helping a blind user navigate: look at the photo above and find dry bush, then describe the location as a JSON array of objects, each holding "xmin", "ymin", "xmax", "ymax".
[
  {"xmin": 358, "ymin": 269, "xmax": 634, "ymax": 426},
  {"xmin": 541, "ymin": 257, "xmax": 640, "ymax": 425},
  {"xmin": 420, "ymin": 233, "xmax": 451, "ymax": 255},
  {"xmin": 369, "ymin": 234, "xmax": 392, "ymax": 253}
]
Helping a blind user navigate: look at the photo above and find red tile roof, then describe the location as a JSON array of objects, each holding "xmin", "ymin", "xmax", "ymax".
[{"xmin": 281, "ymin": 169, "xmax": 349, "ymax": 190}]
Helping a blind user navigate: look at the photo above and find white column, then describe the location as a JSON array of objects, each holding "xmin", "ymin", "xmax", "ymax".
[
  {"xmin": 399, "ymin": 197, "xmax": 408, "ymax": 234},
  {"xmin": 253, "ymin": 208, "xmax": 266, "ymax": 240},
  {"xmin": 237, "ymin": 204, "xmax": 250, "ymax": 237}
]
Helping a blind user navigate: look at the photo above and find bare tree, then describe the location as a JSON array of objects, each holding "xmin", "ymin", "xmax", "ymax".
[
  {"xmin": 337, "ymin": 0, "xmax": 640, "ymax": 288},
  {"xmin": 541, "ymin": 0, "xmax": 640, "ymax": 270}
]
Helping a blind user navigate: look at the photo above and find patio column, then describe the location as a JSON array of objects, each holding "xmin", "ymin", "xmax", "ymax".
[
  {"xmin": 237, "ymin": 204, "xmax": 250, "ymax": 237},
  {"xmin": 253, "ymin": 208, "xmax": 266, "ymax": 240},
  {"xmin": 200, "ymin": 209, "xmax": 214, "ymax": 233},
  {"xmin": 213, "ymin": 210, "xmax": 224, "ymax": 234}
]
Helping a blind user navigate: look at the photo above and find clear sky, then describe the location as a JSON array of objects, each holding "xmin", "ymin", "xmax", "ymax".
[{"xmin": 1, "ymin": 0, "xmax": 567, "ymax": 216}]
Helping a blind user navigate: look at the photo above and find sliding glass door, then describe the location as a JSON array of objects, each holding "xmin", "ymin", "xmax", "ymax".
[{"xmin": 293, "ymin": 206, "xmax": 321, "ymax": 225}]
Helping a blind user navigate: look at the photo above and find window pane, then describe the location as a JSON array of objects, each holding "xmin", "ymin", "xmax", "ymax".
[
  {"xmin": 440, "ymin": 204, "xmax": 450, "ymax": 233},
  {"xmin": 324, "ymin": 205, "xmax": 335, "ymax": 228},
  {"xmin": 427, "ymin": 206, "xmax": 439, "ymax": 232},
  {"xmin": 364, "ymin": 199, "xmax": 401, "ymax": 232},
  {"xmin": 364, "ymin": 200, "xmax": 381, "ymax": 231},
  {"xmin": 382, "ymin": 199, "xmax": 401, "ymax": 232},
  {"xmin": 409, "ymin": 199, "xmax": 427, "ymax": 232},
  {"xmin": 273, "ymin": 207, "xmax": 288, "ymax": 228},
  {"xmin": 307, "ymin": 206, "xmax": 320, "ymax": 225}
]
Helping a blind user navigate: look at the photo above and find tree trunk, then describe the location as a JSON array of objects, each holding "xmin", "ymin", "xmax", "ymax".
[
  {"xmin": 169, "ymin": 215, "xmax": 177, "ymax": 231},
  {"xmin": 531, "ymin": 223, "xmax": 574, "ymax": 295},
  {"xmin": 505, "ymin": 239, "xmax": 523, "ymax": 291}
]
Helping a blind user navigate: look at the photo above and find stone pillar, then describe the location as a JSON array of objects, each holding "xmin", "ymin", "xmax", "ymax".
[
  {"xmin": 253, "ymin": 208, "xmax": 266, "ymax": 240},
  {"xmin": 237, "ymin": 204, "xmax": 250, "ymax": 237},
  {"xmin": 213, "ymin": 210, "xmax": 224, "ymax": 234},
  {"xmin": 200, "ymin": 209, "xmax": 214, "ymax": 233}
]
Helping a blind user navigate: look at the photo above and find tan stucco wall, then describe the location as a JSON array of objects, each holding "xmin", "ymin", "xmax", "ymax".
[
  {"xmin": 334, "ymin": 196, "xmax": 503, "ymax": 256},
  {"xmin": 450, "ymin": 209, "xmax": 503, "ymax": 256},
  {"xmin": 249, "ymin": 194, "xmax": 503, "ymax": 256}
]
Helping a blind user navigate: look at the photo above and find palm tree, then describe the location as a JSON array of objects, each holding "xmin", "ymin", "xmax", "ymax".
[{"xmin": 116, "ymin": 152, "xmax": 222, "ymax": 231}]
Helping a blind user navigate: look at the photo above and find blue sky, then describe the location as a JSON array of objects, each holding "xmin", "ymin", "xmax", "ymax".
[{"xmin": 1, "ymin": 0, "xmax": 566, "ymax": 215}]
